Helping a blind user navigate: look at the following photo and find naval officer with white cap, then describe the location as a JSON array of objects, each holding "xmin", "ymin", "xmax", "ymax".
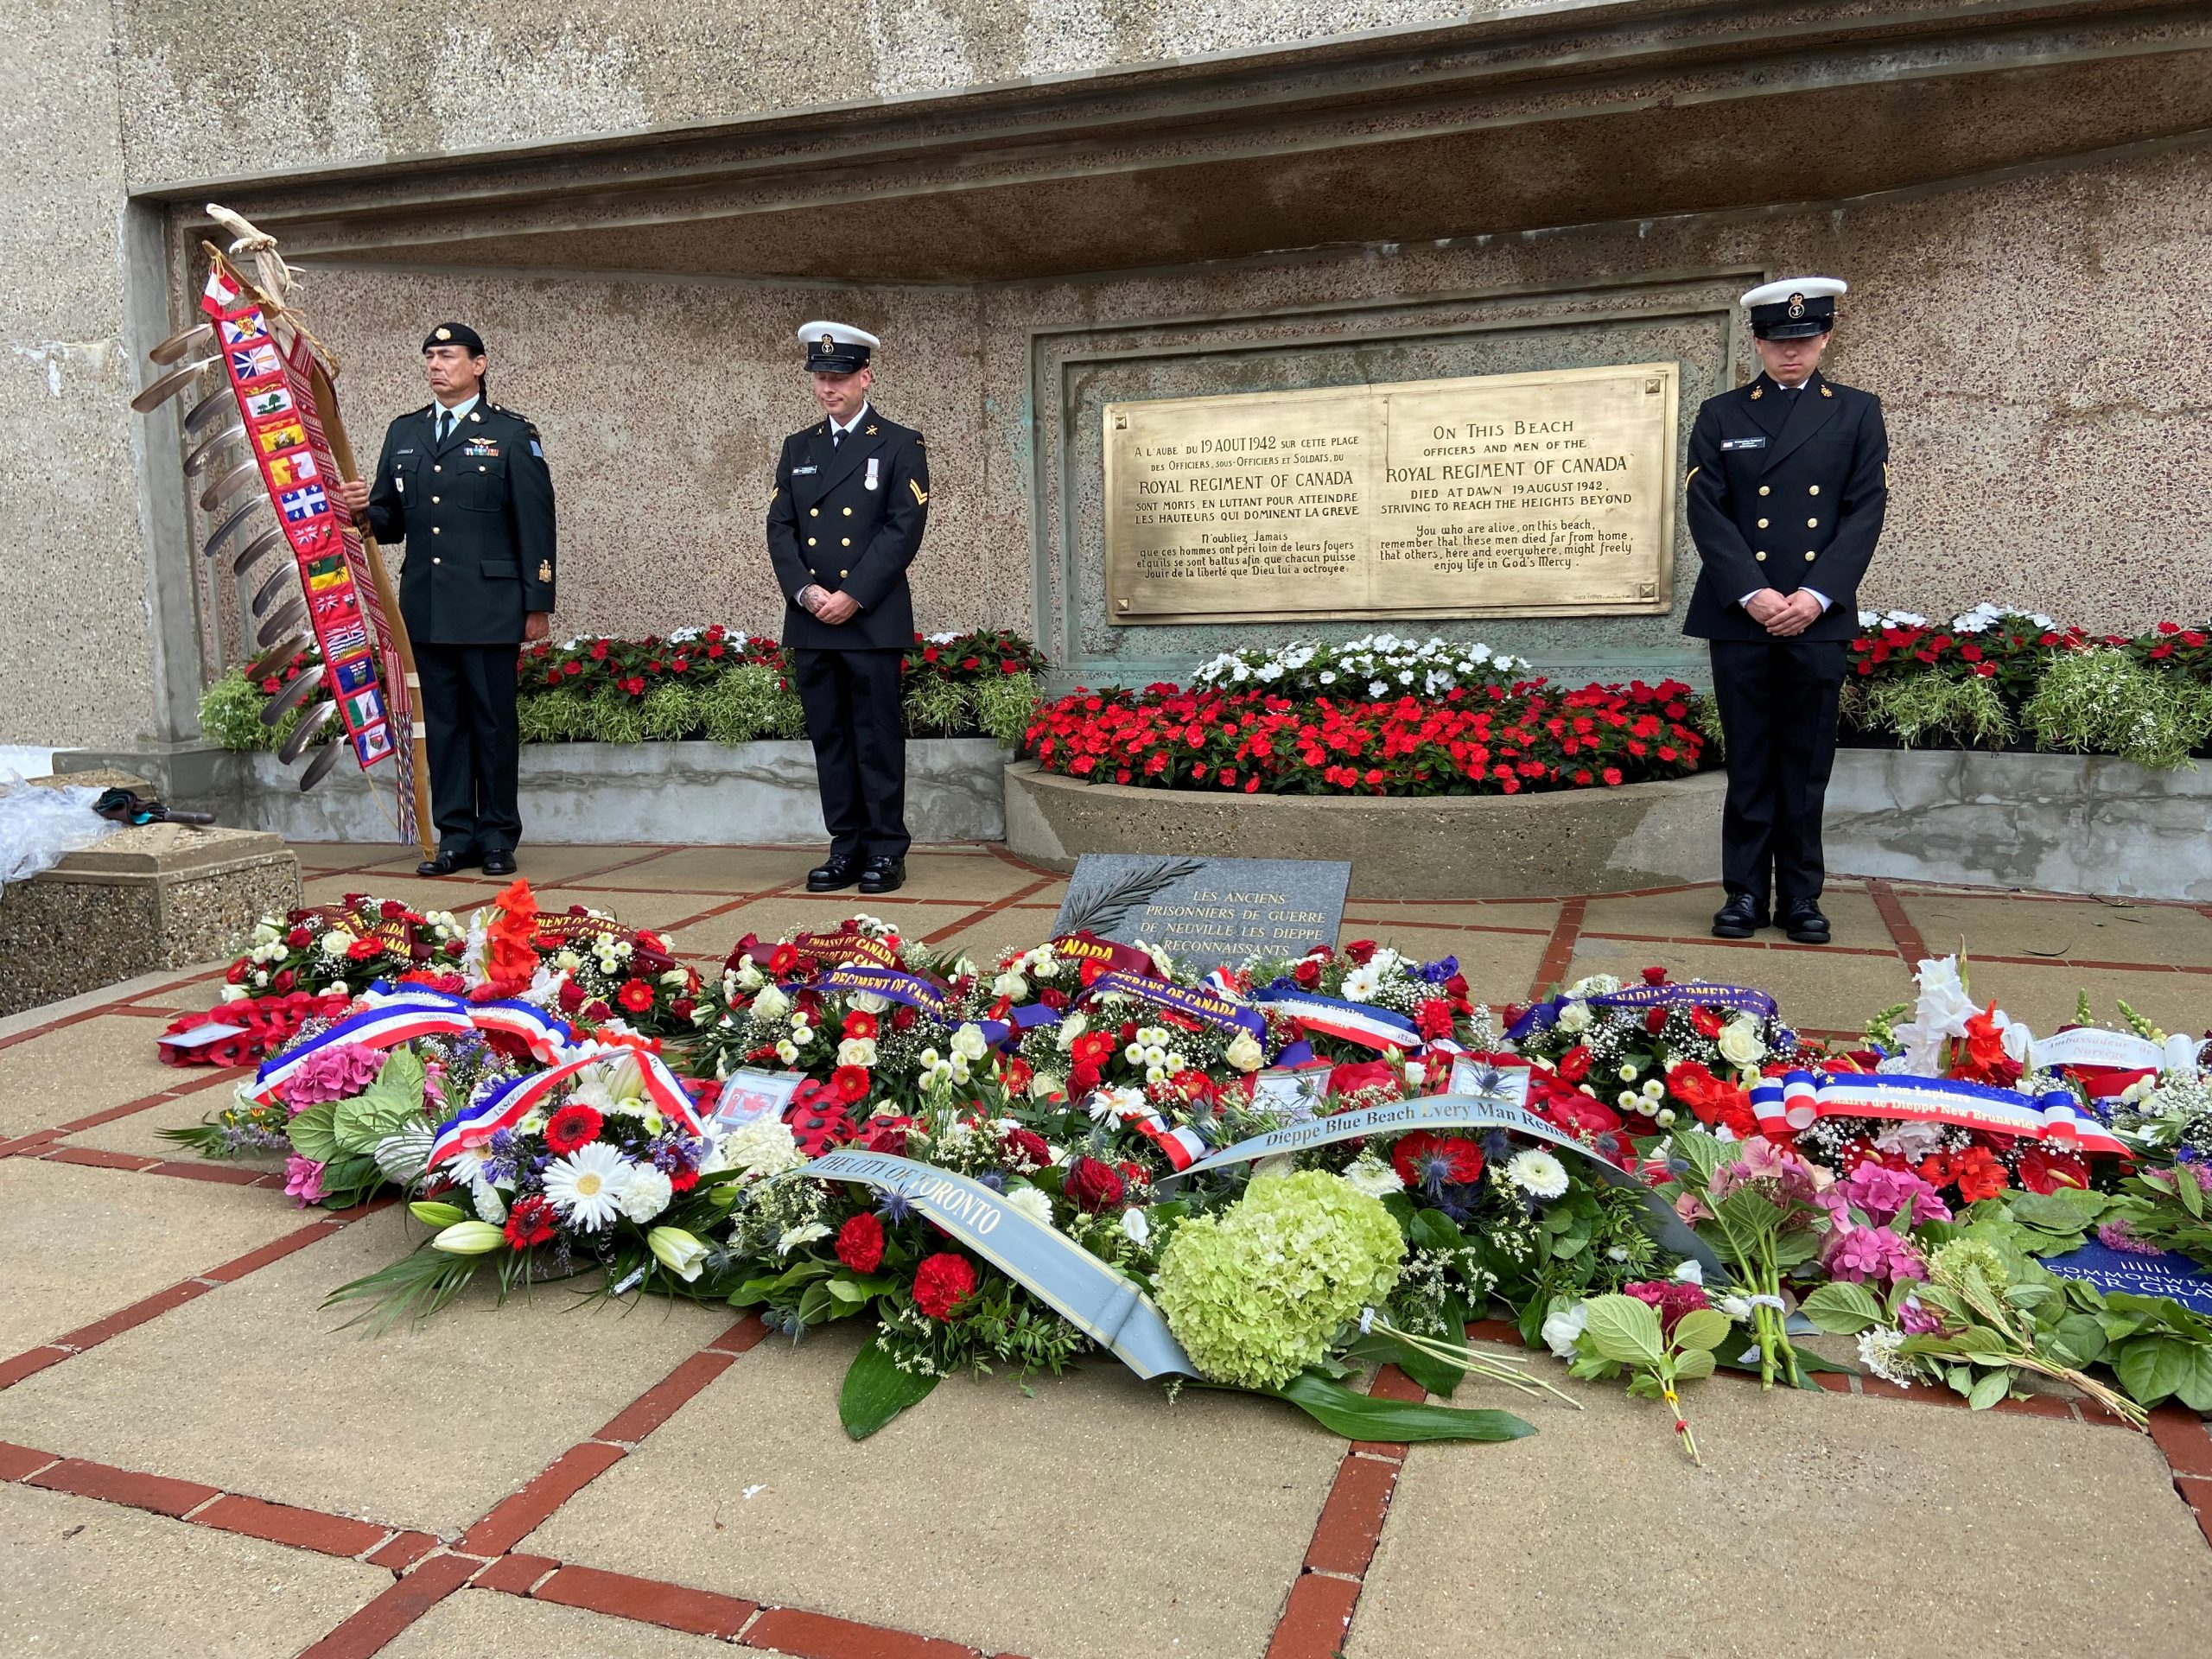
[
  {"xmin": 1683, "ymin": 277, "xmax": 1888, "ymax": 944},
  {"xmin": 765, "ymin": 321, "xmax": 931, "ymax": 895}
]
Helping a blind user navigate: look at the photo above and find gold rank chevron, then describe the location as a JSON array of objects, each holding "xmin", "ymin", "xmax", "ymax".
[{"xmin": 910, "ymin": 478, "xmax": 928, "ymax": 505}]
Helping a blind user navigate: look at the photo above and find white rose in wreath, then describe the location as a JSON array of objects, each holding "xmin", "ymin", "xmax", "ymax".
[
  {"xmin": 1716, "ymin": 1016, "xmax": 1766, "ymax": 1069},
  {"xmin": 1556, "ymin": 1000, "xmax": 1592, "ymax": 1033},
  {"xmin": 1224, "ymin": 1032, "xmax": 1266, "ymax": 1072},
  {"xmin": 950, "ymin": 1023, "xmax": 989, "ymax": 1061},
  {"xmin": 752, "ymin": 984, "xmax": 790, "ymax": 1021},
  {"xmin": 836, "ymin": 1037, "xmax": 878, "ymax": 1068}
]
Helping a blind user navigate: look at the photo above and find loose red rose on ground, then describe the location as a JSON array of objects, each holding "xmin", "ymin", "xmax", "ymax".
[
  {"xmin": 912, "ymin": 1252, "xmax": 977, "ymax": 1319},
  {"xmin": 1065, "ymin": 1155, "xmax": 1126, "ymax": 1212},
  {"xmin": 1393, "ymin": 1132, "xmax": 1485, "ymax": 1189},
  {"xmin": 836, "ymin": 1211, "xmax": 886, "ymax": 1274},
  {"xmin": 1641, "ymin": 966, "xmax": 1669, "ymax": 985},
  {"xmin": 504, "ymin": 1194, "xmax": 557, "ymax": 1249},
  {"xmin": 544, "ymin": 1103, "xmax": 604, "ymax": 1155}
]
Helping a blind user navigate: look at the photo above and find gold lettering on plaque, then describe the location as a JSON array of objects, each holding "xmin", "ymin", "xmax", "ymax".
[{"xmin": 1102, "ymin": 363, "xmax": 1679, "ymax": 623}]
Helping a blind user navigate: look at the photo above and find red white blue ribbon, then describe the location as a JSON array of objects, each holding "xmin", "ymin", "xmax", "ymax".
[
  {"xmin": 1249, "ymin": 988, "xmax": 1419, "ymax": 1052},
  {"xmin": 1749, "ymin": 1069, "xmax": 2127, "ymax": 1156},
  {"xmin": 427, "ymin": 1047, "xmax": 703, "ymax": 1167},
  {"xmin": 251, "ymin": 993, "xmax": 475, "ymax": 1103}
]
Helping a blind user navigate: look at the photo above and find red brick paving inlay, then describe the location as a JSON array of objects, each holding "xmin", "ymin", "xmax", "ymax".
[
  {"xmin": 194, "ymin": 1492, "xmax": 391, "ymax": 1558},
  {"xmin": 741, "ymin": 1604, "xmax": 982, "ymax": 1658},
  {"xmin": 297, "ymin": 1550, "xmax": 480, "ymax": 1659},
  {"xmin": 1529, "ymin": 896, "xmax": 1586, "ymax": 999},
  {"xmin": 455, "ymin": 1440, "xmax": 629, "ymax": 1558},
  {"xmin": 528, "ymin": 1562, "xmax": 757, "ymax": 1640}
]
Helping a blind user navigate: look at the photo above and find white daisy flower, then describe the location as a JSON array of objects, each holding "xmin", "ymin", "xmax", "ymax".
[
  {"xmin": 542, "ymin": 1142, "xmax": 632, "ymax": 1231},
  {"xmin": 1505, "ymin": 1149, "xmax": 1571, "ymax": 1199}
]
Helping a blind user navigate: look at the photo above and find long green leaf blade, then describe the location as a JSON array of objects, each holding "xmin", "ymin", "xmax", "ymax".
[
  {"xmin": 1269, "ymin": 1370, "xmax": 1534, "ymax": 1443},
  {"xmin": 839, "ymin": 1335, "xmax": 941, "ymax": 1440}
]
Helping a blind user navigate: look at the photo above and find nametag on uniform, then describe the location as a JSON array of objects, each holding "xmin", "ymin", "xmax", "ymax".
[
  {"xmin": 792, "ymin": 465, "xmax": 818, "ymax": 476},
  {"xmin": 1720, "ymin": 437, "xmax": 1768, "ymax": 451},
  {"xmin": 864, "ymin": 456, "xmax": 880, "ymax": 491}
]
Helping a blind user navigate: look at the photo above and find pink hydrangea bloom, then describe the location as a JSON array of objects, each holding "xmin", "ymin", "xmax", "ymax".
[
  {"xmin": 1822, "ymin": 1220, "xmax": 1928, "ymax": 1286},
  {"xmin": 283, "ymin": 1154, "xmax": 326, "ymax": 1207},
  {"xmin": 1897, "ymin": 1294, "xmax": 1942, "ymax": 1335},
  {"xmin": 283, "ymin": 1042, "xmax": 386, "ymax": 1114},
  {"xmin": 1840, "ymin": 1162, "xmax": 1952, "ymax": 1228}
]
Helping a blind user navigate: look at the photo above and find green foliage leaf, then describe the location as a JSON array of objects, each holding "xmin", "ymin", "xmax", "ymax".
[
  {"xmin": 1581, "ymin": 1294, "xmax": 1666, "ymax": 1368},
  {"xmin": 838, "ymin": 1334, "xmax": 941, "ymax": 1440},
  {"xmin": 1797, "ymin": 1281, "xmax": 1885, "ymax": 1335},
  {"xmin": 1673, "ymin": 1130, "xmax": 1727, "ymax": 1190},
  {"xmin": 1672, "ymin": 1347, "xmax": 1717, "ymax": 1381},
  {"xmin": 2007, "ymin": 1188, "xmax": 2107, "ymax": 1235},
  {"xmin": 2047, "ymin": 1312, "xmax": 2109, "ymax": 1369},
  {"xmin": 1345, "ymin": 1332, "xmax": 1466, "ymax": 1398},
  {"xmin": 1669, "ymin": 1308, "xmax": 1733, "ymax": 1354},
  {"xmin": 1966, "ymin": 1368, "xmax": 2013, "ymax": 1410},
  {"xmin": 1267, "ymin": 1370, "xmax": 1535, "ymax": 1443},
  {"xmin": 286, "ymin": 1102, "xmax": 340, "ymax": 1164},
  {"xmin": 2113, "ymin": 1334, "xmax": 2212, "ymax": 1408}
]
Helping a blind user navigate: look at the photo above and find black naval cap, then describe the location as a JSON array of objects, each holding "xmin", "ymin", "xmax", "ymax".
[
  {"xmin": 423, "ymin": 322, "xmax": 486, "ymax": 355},
  {"xmin": 1741, "ymin": 277, "xmax": 1847, "ymax": 340},
  {"xmin": 799, "ymin": 320, "xmax": 879, "ymax": 373}
]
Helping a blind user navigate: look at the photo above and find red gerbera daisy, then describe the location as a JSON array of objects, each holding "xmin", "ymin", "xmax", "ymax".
[
  {"xmin": 544, "ymin": 1103, "xmax": 604, "ymax": 1155},
  {"xmin": 842, "ymin": 1009, "xmax": 880, "ymax": 1040},
  {"xmin": 504, "ymin": 1193, "xmax": 557, "ymax": 1249},
  {"xmin": 617, "ymin": 977, "xmax": 656, "ymax": 1013},
  {"xmin": 831, "ymin": 1065, "xmax": 872, "ymax": 1104}
]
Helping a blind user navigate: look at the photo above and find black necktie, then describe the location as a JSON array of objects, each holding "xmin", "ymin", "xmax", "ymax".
[
  {"xmin": 832, "ymin": 428, "xmax": 843, "ymax": 448},
  {"xmin": 437, "ymin": 410, "xmax": 452, "ymax": 444}
]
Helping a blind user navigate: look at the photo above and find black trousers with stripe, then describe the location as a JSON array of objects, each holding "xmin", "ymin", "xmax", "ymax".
[
  {"xmin": 1708, "ymin": 637, "xmax": 1847, "ymax": 909},
  {"xmin": 791, "ymin": 647, "xmax": 909, "ymax": 861}
]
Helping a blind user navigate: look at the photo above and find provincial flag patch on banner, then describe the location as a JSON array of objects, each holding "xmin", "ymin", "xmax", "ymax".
[
  {"xmin": 325, "ymin": 621, "xmax": 369, "ymax": 656},
  {"xmin": 221, "ymin": 315, "xmax": 269, "ymax": 346},
  {"xmin": 308, "ymin": 565, "xmax": 349, "ymax": 593},
  {"xmin": 267, "ymin": 451, "xmax": 318, "ymax": 488},
  {"xmin": 258, "ymin": 421, "xmax": 308, "ymax": 454},
  {"xmin": 245, "ymin": 385, "xmax": 293, "ymax": 418},
  {"xmin": 355, "ymin": 721, "xmax": 392, "ymax": 764},
  {"xmin": 345, "ymin": 688, "xmax": 385, "ymax": 726},
  {"xmin": 329, "ymin": 653, "xmax": 378, "ymax": 692},
  {"xmin": 280, "ymin": 484, "xmax": 329, "ymax": 522},
  {"xmin": 228, "ymin": 344, "xmax": 281, "ymax": 381},
  {"xmin": 312, "ymin": 588, "xmax": 360, "ymax": 624}
]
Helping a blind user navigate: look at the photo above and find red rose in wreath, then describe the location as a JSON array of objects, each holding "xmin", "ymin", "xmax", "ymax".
[
  {"xmin": 1064, "ymin": 1155, "xmax": 1125, "ymax": 1212},
  {"xmin": 544, "ymin": 1103, "xmax": 603, "ymax": 1155},
  {"xmin": 912, "ymin": 1252, "xmax": 977, "ymax": 1320},
  {"xmin": 836, "ymin": 1211, "xmax": 886, "ymax": 1274}
]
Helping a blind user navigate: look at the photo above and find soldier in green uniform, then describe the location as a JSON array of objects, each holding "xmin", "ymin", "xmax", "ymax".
[
  {"xmin": 1683, "ymin": 278, "xmax": 1888, "ymax": 944},
  {"xmin": 766, "ymin": 321, "xmax": 931, "ymax": 895},
  {"xmin": 335, "ymin": 324, "xmax": 556, "ymax": 878}
]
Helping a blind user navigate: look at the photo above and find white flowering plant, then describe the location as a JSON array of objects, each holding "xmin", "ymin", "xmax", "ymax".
[{"xmin": 1190, "ymin": 634, "xmax": 1529, "ymax": 701}]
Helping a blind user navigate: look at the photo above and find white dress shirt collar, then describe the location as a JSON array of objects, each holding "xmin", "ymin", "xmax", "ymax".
[
  {"xmin": 830, "ymin": 402, "xmax": 870, "ymax": 440},
  {"xmin": 432, "ymin": 392, "xmax": 480, "ymax": 428}
]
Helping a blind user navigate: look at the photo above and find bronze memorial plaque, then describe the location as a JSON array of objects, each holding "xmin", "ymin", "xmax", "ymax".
[{"xmin": 1103, "ymin": 363, "xmax": 1679, "ymax": 622}]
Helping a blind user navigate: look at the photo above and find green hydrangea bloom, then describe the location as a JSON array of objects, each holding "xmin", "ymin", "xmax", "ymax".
[{"xmin": 1155, "ymin": 1170, "xmax": 1405, "ymax": 1390}]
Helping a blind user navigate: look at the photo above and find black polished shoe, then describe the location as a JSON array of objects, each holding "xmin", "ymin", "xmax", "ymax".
[
  {"xmin": 807, "ymin": 854, "xmax": 860, "ymax": 893},
  {"xmin": 416, "ymin": 849, "xmax": 480, "ymax": 878},
  {"xmin": 1710, "ymin": 891, "xmax": 1770, "ymax": 939},
  {"xmin": 1779, "ymin": 898, "xmax": 1831, "ymax": 944},
  {"xmin": 858, "ymin": 855, "xmax": 906, "ymax": 895},
  {"xmin": 481, "ymin": 849, "xmax": 518, "ymax": 878}
]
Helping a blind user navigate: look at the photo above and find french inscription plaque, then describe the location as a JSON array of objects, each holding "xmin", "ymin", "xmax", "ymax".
[
  {"xmin": 1052, "ymin": 855, "xmax": 1351, "ymax": 973},
  {"xmin": 1103, "ymin": 363, "xmax": 1679, "ymax": 623}
]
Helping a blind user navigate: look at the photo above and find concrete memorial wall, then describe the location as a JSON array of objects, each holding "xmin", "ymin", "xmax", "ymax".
[{"xmin": 4, "ymin": 0, "xmax": 2211, "ymax": 747}]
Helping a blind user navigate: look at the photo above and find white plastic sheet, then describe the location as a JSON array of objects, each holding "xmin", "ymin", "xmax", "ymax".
[{"xmin": 0, "ymin": 777, "xmax": 121, "ymax": 893}]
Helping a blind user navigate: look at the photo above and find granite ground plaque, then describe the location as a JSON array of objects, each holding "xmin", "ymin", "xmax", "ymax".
[{"xmin": 1052, "ymin": 854, "xmax": 1351, "ymax": 971}]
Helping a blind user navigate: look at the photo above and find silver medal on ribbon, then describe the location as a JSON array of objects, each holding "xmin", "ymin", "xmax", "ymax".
[{"xmin": 865, "ymin": 455, "xmax": 880, "ymax": 491}]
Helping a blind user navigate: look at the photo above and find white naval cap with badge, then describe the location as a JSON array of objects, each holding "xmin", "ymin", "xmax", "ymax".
[
  {"xmin": 1740, "ymin": 276, "xmax": 1847, "ymax": 340},
  {"xmin": 798, "ymin": 321, "xmax": 880, "ymax": 373}
]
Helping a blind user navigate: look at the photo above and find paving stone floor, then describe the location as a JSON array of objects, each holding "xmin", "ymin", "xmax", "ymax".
[{"xmin": 3, "ymin": 842, "xmax": 2211, "ymax": 1657}]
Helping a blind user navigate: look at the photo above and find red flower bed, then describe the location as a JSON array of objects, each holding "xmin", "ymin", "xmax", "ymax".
[{"xmin": 1021, "ymin": 678, "xmax": 1708, "ymax": 798}]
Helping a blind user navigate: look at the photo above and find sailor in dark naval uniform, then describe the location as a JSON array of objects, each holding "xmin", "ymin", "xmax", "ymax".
[
  {"xmin": 1684, "ymin": 278, "xmax": 1887, "ymax": 944},
  {"xmin": 766, "ymin": 321, "xmax": 931, "ymax": 896},
  {"xmin": 337, "ymin": 323, "xmax": 555, "ymax": 879}
]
